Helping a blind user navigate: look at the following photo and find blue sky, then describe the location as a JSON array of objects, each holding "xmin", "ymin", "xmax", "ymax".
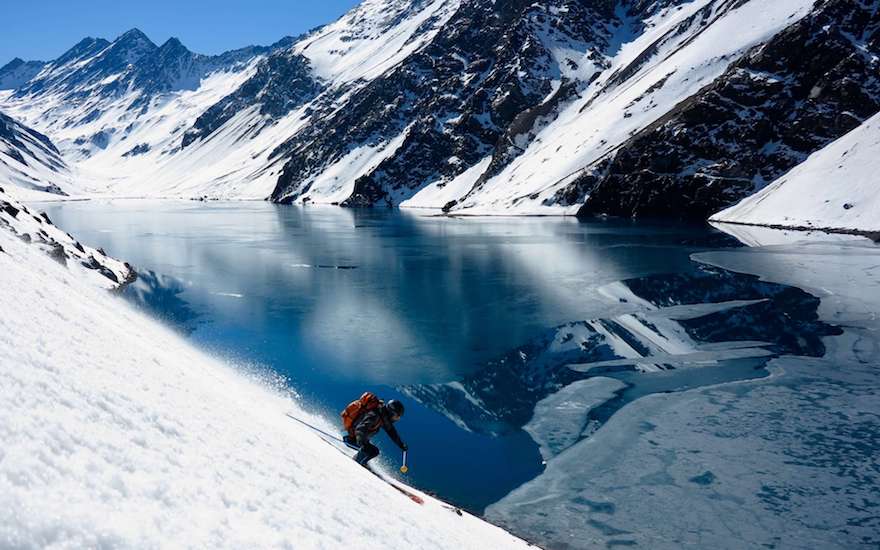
[{"xmin": 1, "ymin": 0, "xmax": 361, "ymax": 64}]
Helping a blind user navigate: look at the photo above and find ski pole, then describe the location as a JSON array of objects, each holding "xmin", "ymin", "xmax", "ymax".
[
  {"xmin": 286, "ymin": 413, "xmax": 348, "ymax": 445},
  {"xmin": 400, "ymin": 450, "xmax": 409, "ymax": 474}
]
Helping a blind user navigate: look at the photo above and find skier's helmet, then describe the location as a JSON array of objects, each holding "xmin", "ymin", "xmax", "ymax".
[{"xmin": 386, "ymin": 399, "xmax": 405, "ymax": 419}]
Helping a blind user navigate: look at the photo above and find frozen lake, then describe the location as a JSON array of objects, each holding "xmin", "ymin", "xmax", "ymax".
[{"xmin": 41, "ymin": 200, "xmax": 880, "ymax": 548}]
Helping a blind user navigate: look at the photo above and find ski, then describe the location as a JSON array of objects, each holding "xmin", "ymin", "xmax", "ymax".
[{"xmin": 286, "ymin": 412, "xmax": 425, "ymax": 505}]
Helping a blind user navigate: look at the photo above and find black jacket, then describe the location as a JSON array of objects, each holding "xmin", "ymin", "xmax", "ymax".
[{"xmin": 354, "ymin": 406, "xmax": 406, "ymax": 450}]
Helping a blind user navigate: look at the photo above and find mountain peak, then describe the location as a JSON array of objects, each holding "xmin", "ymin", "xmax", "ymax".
[
  {"xmin": 158, "ymin": 37, "xmax": 190, "ymax": 55},
  {"xmin": 1, "ymin": 57, "xmax": 47, "ymax": 91},
  {"xmin": 53, "ymin": 37, "xmax": 110, "ymax": 65},
  {"xmin": 119, "ymin": 28, "xmax": 149, "ymax": 40},
  {"xmin": 114, "ymin": 28, "xmax": 157, "ymax": 49},
  {"xmin": 161, "ymin": 37, "xmax": 184, "ymax": 48},
  {"xmin": 4, "ymin": 58, "xmax": 25, "ymax": 68}
]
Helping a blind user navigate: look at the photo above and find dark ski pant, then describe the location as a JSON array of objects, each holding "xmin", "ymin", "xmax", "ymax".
[{"xmin": 354, "ymin": 440, "xmax": 380, "ymax": 466}]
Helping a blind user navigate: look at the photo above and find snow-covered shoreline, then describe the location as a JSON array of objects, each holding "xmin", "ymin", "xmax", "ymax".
[
  {"xmin": 710, "ymin": 219, "xmax": 880, "ymax": 242},
  {"xmin": 0, "ymin": 199, "xmax": 531, "ymax": 548},
  {"xmin": 711, "ymin": 112, "xmax": 880, "ymax": 235}
]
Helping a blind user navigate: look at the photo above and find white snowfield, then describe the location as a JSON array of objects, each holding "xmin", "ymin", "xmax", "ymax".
[
  {"xmin": 0, "ymin": 219, "xmax": 531, "ymax": 549},
  {"xmin": 293, "ymin": 0, "xmax": 461, "ymax": 84},
  {"xmin": 711, "ymin": 111, "xmax": 880, "ymax": 234}
]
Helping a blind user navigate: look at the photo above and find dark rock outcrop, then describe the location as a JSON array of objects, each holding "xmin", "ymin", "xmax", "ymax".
[
  {"xmin": 182, "ymin": 50, "xmax": 323, "ymax": 147},
  {"xmin": 564, "ymin": 0, "xmax": 880, "ymax": 219},
  {"xmin": 270, "ymin": 0, "xmax": 619, "ymax": 205},
  {"xmin": 0, "ymin": 190, "xmax": 137, "ymax": 288},
  {"xmin": 0, "ymin": 110, "xmax": 69, "ymax": 193}
]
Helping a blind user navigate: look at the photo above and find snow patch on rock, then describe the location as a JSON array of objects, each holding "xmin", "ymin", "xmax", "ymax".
[{"xmin": 0, "ymin": 187, "xmax": 133, "ymax": 289}]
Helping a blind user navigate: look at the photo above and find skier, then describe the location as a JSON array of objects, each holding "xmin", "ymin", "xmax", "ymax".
[{"xmin": 341, "ymin": 393, "xmax": 407, "ymax": 467}]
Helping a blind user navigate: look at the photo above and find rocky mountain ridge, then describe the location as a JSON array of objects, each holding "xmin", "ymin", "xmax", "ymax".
[
  {"xmin": 0, "ymin": 0, "xmax": 876, "ymax": 226},
  {"xmin": 565, "ymin": 0, "xmax": 880, "ymax": 219}
]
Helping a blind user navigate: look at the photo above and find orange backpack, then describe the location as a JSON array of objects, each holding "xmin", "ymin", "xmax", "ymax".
[{"xmin": 341, "ymin": 392, "xmax": 383, "ymax": 437}]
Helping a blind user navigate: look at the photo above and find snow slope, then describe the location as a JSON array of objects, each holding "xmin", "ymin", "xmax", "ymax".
[
  {"xmin": 711, "ymin": 111, "xmax": 880, "ymax": 233},
  {"xmin": 0, "ymin": 211, "xmax": 529, "ymax": 548},
  {"xmin": 0, "ymin": 187, "xmax": 133, "ymax": 288},
  {"xmin": 0, "ymin": 111, "xmax": 74, "ymax": 199},
  {"xmin": 293, "ymin": 0, "xmax": 461, "ymax": 84}
]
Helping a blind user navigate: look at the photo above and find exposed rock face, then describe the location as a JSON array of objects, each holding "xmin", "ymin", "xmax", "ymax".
[
  {"xmin": 182, "ymin": 50, "xmax": 323, "ymax": 147},
  {"xmin": 566, "ymin": 0, "xmax": 880, "ymax": 220},
  {"xmin": 270, "ymin": 0, "xmax": 620, "ymax": 205},
  {"xmin": 0, "ymin": 111, "xmax": 62, "ymax": 162}
]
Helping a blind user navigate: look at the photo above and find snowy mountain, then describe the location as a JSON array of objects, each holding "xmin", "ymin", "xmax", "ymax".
[
  {"xmin": 711, "ymin": 110, "xmax": 880, "ymax": 234},
  {"xmin": 268, "ymin": 0, "xmax": 618, "ymax": 206},
  {"xmin": 0, "ymin": 58, "xmax": 45, "ymax": 89},
  {"xmin": 0, "ymin": 29, "xmax": 289, "ymax": 197},
  {"xmin": 0, "ymin": 188, "xmax": 529, "ymax": 549},
  {"xmin": 566, "ymin": 0, "xmax": 880, "ymax": 220},
  {"xmin": 11, "ymin": 29, "xmax": 279, "ymax": 113},
  {"xmin": 0, "ymin": 0, "xmax": 877, "ymax": 224},
  {"xmin": 0, "ymin": 110, "xmax": 73, "ymax": 197}
]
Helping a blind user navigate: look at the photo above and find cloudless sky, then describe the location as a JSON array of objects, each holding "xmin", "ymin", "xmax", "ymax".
[{"xmin": 1, "ymin": 0, "xmax": 361, "ymax": 65}]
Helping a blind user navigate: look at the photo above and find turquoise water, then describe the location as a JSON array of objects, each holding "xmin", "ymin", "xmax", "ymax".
[{"xmin": 41, "ymin": 200, "xmax": 835, "ymax": 515}]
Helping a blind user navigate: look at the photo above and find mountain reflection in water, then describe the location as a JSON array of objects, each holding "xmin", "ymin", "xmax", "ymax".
[{"xmin": 38, "ymin": 200, "xmax": 837, "ymax": 517}]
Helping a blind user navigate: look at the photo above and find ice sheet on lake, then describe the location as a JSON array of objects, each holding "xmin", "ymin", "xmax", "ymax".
[
  {"xmin": 488, "ymin": 229, "xmax": 880, "ymax": 549},
  {"xmin": 523, "ymin": 377, "xmax": 625, "ymax": 462},
  {"xmin": 404, "ymin": 261, "xmax": 839, "ymax": 439}
]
